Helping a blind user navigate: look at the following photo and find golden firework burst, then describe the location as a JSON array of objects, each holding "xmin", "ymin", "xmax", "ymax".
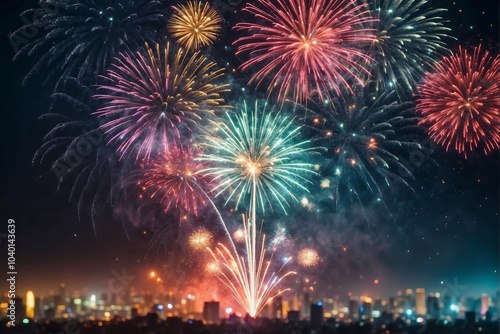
[
  {"xmin": 168, "ymin": 1, "xmax": 222, "ymax": 51},
  {"xmin": 297, "ymin": 248, "xmax": 319, "ymax": 267},
  {"xmin": 189, "ymin": 228, "xmax": 214, "ymax": 250}
]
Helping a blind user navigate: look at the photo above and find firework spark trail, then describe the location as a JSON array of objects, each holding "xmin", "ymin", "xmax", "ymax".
[
  {"xmin": 208, "ymin": 222, "xmax": 296, "ymax": 317},
  {"xmin": 201, "ymin": 102, "xmax": 315, "ymax": 316},
  {"xmin": 234, "ymin": 0, "xmax": 376, "ymax": 103},
  {"xmin": 197, "ymin": 181, "xmax": 296, "ymax": 316},
  {"xmin": 417, "ymin": 45, "xmax": 500, "ymax": 158}
]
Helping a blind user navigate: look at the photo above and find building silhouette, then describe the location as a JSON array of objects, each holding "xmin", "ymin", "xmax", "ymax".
[
  {"xmin": 349, "ymin": 298, "xmax": 359, "ymax": 319},
  {"xmin": 310, "ymin": 303, "xmax": 323, "ymax": 328},
  {"xmin": 427, "ymin": 294, "xmax": 440, "ymax": 318},
  {"xmin": 416, "ymin": 288, "xmax": 426, "ymax": 315},
  {"xmin": 482, "ymin": 293, "xmax": 489, "ymax": 314},
  {"xmin": 202, "ymin": 301, "xmax": 219, "ymax": 324}
]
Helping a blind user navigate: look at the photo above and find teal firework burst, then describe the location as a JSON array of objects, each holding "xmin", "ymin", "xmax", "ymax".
[{"xmin": 199, "ymin": 101, "xmax": 316, "ymax": 215}]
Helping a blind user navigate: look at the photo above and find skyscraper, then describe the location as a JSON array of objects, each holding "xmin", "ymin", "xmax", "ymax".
[
  {"xmin": 361, "ymin": 301, "xmax": 372, "ymax": 319},
  {"xmin": 303, "ymin": 293, "xmax": 311, "ymax": 318},
  {"xmin": 26, "ymin": 291, "xmax": 35, "ymax": 319},
  {"xmin": 272, "ymin": 296, "xmax": 283, "ymax": 319},
  {"xmin": 203, "ymin": 301, "xmax": 220, "ymax": 324},
  {"xmin": 349, "ymin": 298, "xmax": 359, "ymax": 319},
  {"xmin": 291, "ymin": 295, "xmax": 299, "ymax": 311},
  {"xmin": 416, "ymin": 289, "xmax": 426, "ymax": 315},
  {"xmin": 427, "ymin": 294, "xmax": 440, "ymax": 318},
  {"xmin": 59, "ymin": 283, "xmax": 66, "ymax": 303},
  {"xmin": 481, "ymin": 293, "xmax": 489, "ymax": 314},
  {"xmin": 310, "ymin": 303, "xmax": 323, "ymax": 328}
]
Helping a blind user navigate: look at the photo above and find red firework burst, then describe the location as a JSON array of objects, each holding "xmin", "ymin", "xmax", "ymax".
[
  {"xmin": 234, "ymin": 0, "xmax": 375, "ymax": 104},
  {"xmin": 417, "ymin": 45, "xmax": 500, "ymax": 158},
  {"xmin": 139, "ymin": 145, "xmax": 214, "ymax": 215}
]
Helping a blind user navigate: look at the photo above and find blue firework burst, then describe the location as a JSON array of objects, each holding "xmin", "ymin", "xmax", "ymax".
[{"xmin": 13, "ymin": 0, "xmax": 165, "ymax": 88}]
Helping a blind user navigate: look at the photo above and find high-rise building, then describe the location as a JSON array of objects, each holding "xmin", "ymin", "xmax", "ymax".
[
  {"xmin": 35, "ymin": 297, "xmax": 42, "ymax": 320},
  {"xmin": 26, "ymin": 291, "xmax": 35, "ymax": 319},
  {"xmin": 349, "ymin": 299, "xmax": 359, "ymax": 319},
  {"xmin": 388, "ymin": 297, "xmax": 396, "ymax": 312},
  {"xmin": 272, "ymin": 296, "xmax": 283, "ymax": 319},
  {"xmin": 288, "ymin": 310, "xmax": 300, "ymax": 322},
  {"xmin": 427, "ymin": 294, "xmax": 440, "ymax": 318},
  {"xmin": 465, "ymin": 311, "xmax": 476, "ymax": 325},
  {"xmin": 310, "ymin": 303, "xmax": 323, "ymax": 328},
  {"xmin": 131, "ymin": 307, "xmax": 139, "ymax": 318},
  {"xmin": 303, "ymin": 293, "xmax": 311, "ymax": 318},
  {"xmin": 416, "ymin": 289, "xmax": 426, "ymax": 315},
  {"xmin": 14, "ymin": 297, "xmax": 25, "ymax": 320},
  {"xmin": 361, "ymin": 301, "xmax": 372, "ymax": 319},
  {"xmin": 374, "ymin": 299, "xmax": 383, "ymax": 312},
  {"xmin": 59, "ymin": 283, "xmax": 66, "ymax": 302},
  {"xmin": 481, "ymin": 293, "xmax": 489, "ymax": 314},
  {"xmin": 282, "ymin": 300, "xmax": 289, "ymax": 319},
  {"xmin": 203, "ymin": 301, "xmax": 220, "ymax": 324},
  {"xmin": 291, "ymin": 295, "xmax": 299, "ymax": 311}
]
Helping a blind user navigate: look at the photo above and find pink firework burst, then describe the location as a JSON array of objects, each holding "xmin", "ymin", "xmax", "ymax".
[
  {"xmin": 139, "ymin": 145, "xmax": 215, "ymax": 216},
  {"xmin": 94, "ymin": 43, "xmax": 228, "ymax": 160},
  {"xmin": 234, "ymin": 0, "xmax": 375, "ymax": 104},
  {"xmin": 417, "ymin": 45, "xmax": 500, "ymax": 158}
]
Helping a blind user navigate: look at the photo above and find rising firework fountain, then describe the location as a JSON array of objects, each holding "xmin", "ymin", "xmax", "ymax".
[{"xmin": 201, "ymin": 101, "xmax": 316, "ymax": 316}]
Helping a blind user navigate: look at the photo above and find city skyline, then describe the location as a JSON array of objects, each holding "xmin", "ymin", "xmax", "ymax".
[{"xmin": 0, "ymin": 0, "xmax": 499, "ymax": 329}]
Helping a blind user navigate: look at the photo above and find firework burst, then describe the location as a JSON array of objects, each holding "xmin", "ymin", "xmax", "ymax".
[
  {"xmin": 138, "ymin": 145, "xmax": 215, "ymax": 216},
  {"xmin": 168, "ymin": 0, "xmax": 222, "ymax": 51},
  {"xmin": 13, "ymin": 0, "xmax": 164, "ymax": 87},
  {"xmin": 33, "ymin": 77, "xmax": 119, "ymax": 233},
  {"xmin": 417, "ymin": 45, "xmax": 500, "ymax": 158},
  {"xmin": 189, "ymin": 228, "xmax": 214, "ymax": 250},
  {"xmin": 94, "ymin": 42, "xmax": 229, "ymax": 160},
  {"xmin": 233, "ymin": 229, "xmax": 246, "ymax": 243},
  {"xmin": 201, "ymin": 102, "xmax": 313, "ymax": 317},
  {"xmin": 201, "ymin": 101, "xmax": 317, "ymax": 215},
  {"xmin": 297, "ymin": 248, "xmax": 319, "ymax": 267},
  {"xmin": 234, "ymin": 0, "xmax": 375, "ymax": 104},
  {"xmin": 269, "ymin": 226, "xmax": 291, "ymax": 250},
  {"xmin": 302, "ymin": 91, "xmax": 425, "ymax": 210},
  {"xmin": 365, "ymin": 0, "xmax": 453, "ymax": 98}
]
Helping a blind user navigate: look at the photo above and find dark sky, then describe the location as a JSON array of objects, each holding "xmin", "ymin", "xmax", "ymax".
[{"xmin": 0, "ymin": 0, "xmax": 498, "ymax": 302}]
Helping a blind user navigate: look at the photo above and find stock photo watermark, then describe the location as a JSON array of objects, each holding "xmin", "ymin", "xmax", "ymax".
[
  {"xmin": 8, "ymin": 1, "xmax": 68, "ymax": 54},
  {"xmin": 51, "ymin": 129, "xmax": 104, "ymax": 181}
]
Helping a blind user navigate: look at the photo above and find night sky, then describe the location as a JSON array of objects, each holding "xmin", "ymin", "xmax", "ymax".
[{"xmin": 0, "ymin": 0, "xmax": 498, "ymax": 302}]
